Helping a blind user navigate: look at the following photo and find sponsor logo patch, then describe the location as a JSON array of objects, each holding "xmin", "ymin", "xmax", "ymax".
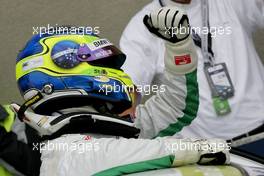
[
  {"xmin": 94, "ymin": 76, "xmax": 110, "ymax": 83},
  {"xmin": 84, "ymin": 135, "xmax": 92, "ymax": 141},
  {"xmin": 22, "ymin": 56, "xmax": 44, "ymax": 71},
  {"xmin": 174, "ymin": 54, "xmax": 191, "ymax": 65},
  {"xmin": 86, "ymin": 39, "xmax": 112, "ymax": 51}
]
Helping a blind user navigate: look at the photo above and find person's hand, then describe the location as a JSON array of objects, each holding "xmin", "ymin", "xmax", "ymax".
[
  {"xmin": 119, "ymin": 87, "xmax": 141, "ymax": 120},
  {"xmin": 143, "ymin": 7, "xmax": 190, "ymax": 43},
  {"xmin": 169, "ymin": 138, "xmax": 230, "ymax": 167},
  {"xmin": 0, "ymin": 104, "xmax": 15, "ymax": 133},
  {"xmin": 144, "ymin": 7, "xmax": 197, "ymax": 75},
  {"xmin": 197, "ymin": 139, "xmax": 230, "ymax": 165}
]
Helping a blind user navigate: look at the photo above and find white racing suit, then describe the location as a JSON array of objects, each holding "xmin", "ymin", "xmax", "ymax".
[{"xmin": 38, "ymin": 7, "xmax": 218, "ymax": 176}]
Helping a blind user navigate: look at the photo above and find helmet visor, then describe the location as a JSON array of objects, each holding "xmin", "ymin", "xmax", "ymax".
[{"xmin": 51, "ymin": 39, "xmax": 126, "ymax": 69}]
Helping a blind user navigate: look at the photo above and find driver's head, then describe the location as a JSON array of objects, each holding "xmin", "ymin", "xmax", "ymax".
[{"xmin": 16, "ymin": 27, "xmax": 138, "ymax": 121}]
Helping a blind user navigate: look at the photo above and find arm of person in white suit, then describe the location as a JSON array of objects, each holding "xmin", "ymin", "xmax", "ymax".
[
  {"xmin": 134, "ymin": 7, "xmax": 199, "ymax": 139},
  {"xmin": 39, "ymin": 135, "xmax": 230, "ymax": 176}
]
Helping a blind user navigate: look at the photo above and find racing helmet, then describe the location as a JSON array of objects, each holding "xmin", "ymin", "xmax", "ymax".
[{"xmin": 16, "ymin": 28, "xmax": 136, "ymax": 118}]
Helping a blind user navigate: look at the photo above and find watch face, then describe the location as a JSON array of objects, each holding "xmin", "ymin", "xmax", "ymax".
[{"xmin": 51, "ymin": 41, "xmax": 80, "ymax": 69}]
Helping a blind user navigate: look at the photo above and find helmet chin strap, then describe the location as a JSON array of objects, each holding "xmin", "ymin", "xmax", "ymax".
[{"xmin": 17, "ymin": 91, "xmax": 43, "ymax": 121}]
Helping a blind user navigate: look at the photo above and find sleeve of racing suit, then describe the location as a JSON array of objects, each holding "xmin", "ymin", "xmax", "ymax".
[
  {"xmin": 40, "ymin": 135, "xmax": 229, "ymax": 176},
  {"xmin": 134, "ymin": 7, "xmax": 199, "ymax": 138},
  {"xmin": 0, "ymin": 127, "xmax": 41, "ymax": 176},
  {"xmin": 0, "ymin": 123, "xmax": 41, "ymax": 176},
  {"xmin": 231, "ymin": 0, "xmax": 264, "ymax": 31},
  {"xmin": 0, "ymin": 104, "xmax": 41, "ymax": 175},
  {"xmin": 120, "ymin": 10, "xmax": 161, "ymax": 88}
]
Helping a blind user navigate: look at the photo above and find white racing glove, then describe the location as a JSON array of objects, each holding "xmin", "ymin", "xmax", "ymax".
[
  {"xmin": 167, "ymin": 138, "xmax": 231, "ymax": 166},
  {"xmin": 143, "ymin": 7, "xmax": 198, "ymax": 75}
]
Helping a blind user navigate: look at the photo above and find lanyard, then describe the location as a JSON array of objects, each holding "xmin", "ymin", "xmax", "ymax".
[{"xmin": 201, "ymin": 0, "xmax": 214, "ymax": 65}]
